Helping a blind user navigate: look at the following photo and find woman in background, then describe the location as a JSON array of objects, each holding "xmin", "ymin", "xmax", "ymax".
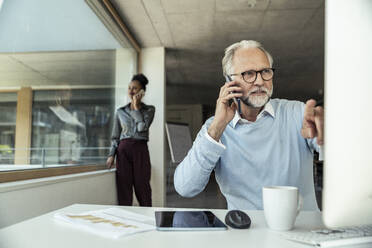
[{"xmin": 106, "ymin": 74, "xmax": 155, "ymax": 206}]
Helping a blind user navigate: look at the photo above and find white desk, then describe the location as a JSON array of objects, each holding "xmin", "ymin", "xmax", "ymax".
[{"xmin": 0, "ymin": 204, "xmax": 370, "ymax": 248}]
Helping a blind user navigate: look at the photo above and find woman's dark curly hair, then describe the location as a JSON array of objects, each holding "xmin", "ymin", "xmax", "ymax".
[{"xmin": 131, "ymin": 73, "xmax": 149, "ymax": 91}]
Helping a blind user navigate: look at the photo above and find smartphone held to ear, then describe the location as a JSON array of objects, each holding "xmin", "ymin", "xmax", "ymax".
[
  {"xmin": 225, "ymin": 75, "xmax": 242, "ymax": 114},
  {"xmin": 138, "ymin": 89, "xmax": 145, "ymax": 97}
]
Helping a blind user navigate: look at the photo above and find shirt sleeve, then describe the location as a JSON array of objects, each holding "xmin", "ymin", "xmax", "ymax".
[
  {"xmin": 108, "ymin": 111, "xmax": 121, "ymax": 157},
  {"xmin": 306, "ymin": 137, "xmax": 319, "ymax": 152},
  {"xmin": 130, "ymin": 105, "xmax": 155, "ymax": 132},
  {"xmin": 174, "ymin": 119, "xmax": 226, "ymax": 197},
  {"xmin": 205, "ymin": 132, "xmax": 226, "ymax": 149}
]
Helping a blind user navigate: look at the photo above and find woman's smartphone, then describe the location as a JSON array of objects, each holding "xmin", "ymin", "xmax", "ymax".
[{"xmin": 138, "ymin": 89, "xmax": 145, "ymax": 97}]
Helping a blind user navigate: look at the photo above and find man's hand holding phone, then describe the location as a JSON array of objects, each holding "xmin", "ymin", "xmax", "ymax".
[{"xmin": 207, "ymin": 81, "xmax": 243, "ymax": 141}]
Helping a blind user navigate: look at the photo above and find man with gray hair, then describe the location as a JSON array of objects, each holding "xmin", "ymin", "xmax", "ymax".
[{"xmin": 174, "ymin": 40, "xmax": 324, "ymax": 210}]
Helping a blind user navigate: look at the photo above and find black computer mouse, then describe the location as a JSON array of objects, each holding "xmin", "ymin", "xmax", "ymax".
[{"xmin": 225, "ymin": 210, "xmax": 251, "ymax": 229}]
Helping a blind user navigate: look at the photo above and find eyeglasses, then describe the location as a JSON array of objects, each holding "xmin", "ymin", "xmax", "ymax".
[{"xmin": 230, "ymin": 68, "xmax": 275, "ymax": 84}]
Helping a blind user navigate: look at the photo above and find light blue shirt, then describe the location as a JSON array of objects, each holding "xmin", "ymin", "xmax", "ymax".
[{"xmin": 174, "ymin": 99, "xmax": 319, "ymax": 210}]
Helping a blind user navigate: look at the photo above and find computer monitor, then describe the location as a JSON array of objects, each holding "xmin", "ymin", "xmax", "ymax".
[{"xmin": 323, "ymin": 0, "xmax": 372, "ymax": 228}]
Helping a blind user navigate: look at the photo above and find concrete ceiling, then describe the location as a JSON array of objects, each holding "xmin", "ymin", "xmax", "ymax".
[
  {"xmin": 0, "ymin": 50, "xmax": 116, "ymax": 87},
  {"xmin": 111, "ymin": 0, "xmax": 324, "ymax": 104}
]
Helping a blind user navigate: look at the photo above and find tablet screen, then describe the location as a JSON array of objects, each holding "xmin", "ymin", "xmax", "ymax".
[{"xmin": 155, "ymin": 211, "xmax": 227, "ymax": 231}]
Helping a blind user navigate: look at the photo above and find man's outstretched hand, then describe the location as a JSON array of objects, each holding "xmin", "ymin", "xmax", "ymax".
[{"xmin": 301, "ymin": 99, "xmax": 324, "ymax": 145}]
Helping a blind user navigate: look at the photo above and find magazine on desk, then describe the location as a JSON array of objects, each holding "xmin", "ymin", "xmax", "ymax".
[{"xmin": 54, "ymin": 207, "xmax": 156, "ymax": 239}]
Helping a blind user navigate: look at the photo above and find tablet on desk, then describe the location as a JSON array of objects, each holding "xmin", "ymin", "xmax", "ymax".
[{"xmin": 155, "ymin": 211, "xmax": 227, "ymax": 231}]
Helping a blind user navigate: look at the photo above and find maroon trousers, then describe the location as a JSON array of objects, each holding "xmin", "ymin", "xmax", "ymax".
[{"xmin": 116, "ymin": 139, "xmax": 152, "ymax": 206}]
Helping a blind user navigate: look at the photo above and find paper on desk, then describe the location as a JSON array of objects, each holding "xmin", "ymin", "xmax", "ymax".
[{"xmin": 54, "ymin": 207, "xmax": 155, "ymax": 239}]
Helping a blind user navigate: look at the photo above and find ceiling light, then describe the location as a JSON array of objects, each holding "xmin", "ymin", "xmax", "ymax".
[{"xmin": 247, "ymin": 0, "xmax": 257, "ymax": 8}]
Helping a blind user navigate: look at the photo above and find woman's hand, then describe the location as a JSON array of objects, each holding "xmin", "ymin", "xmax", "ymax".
[
  {"xmin": 133, "ymin": 90, "xmax": 144, "ymax": 110},
  {"xmin": 106, "ymin": 156, "xmax": 115, "ymax": 169}
]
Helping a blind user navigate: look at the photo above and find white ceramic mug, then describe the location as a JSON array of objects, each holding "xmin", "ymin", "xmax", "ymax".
[{"xmin": 262, "ymin": 186, "xmax": 302, "ymax": 231}]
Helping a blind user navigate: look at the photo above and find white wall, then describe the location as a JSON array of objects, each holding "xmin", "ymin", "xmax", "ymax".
[
  {"xmin": 140, "ymin": 47, "xmax": 166, "ymax": 207},
  {"xmin": 0, "ymin": 170, "xmax": 117, "ymax": 228}
]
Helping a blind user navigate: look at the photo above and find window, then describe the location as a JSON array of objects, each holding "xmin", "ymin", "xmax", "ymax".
[
  {"xmin": 0, "ymin": 0, "xmax": 138, "ymax": 180},
  {"xmin": 0, "ymin": 92, "xmax": 17, "ymax": 167},
  {"xmin": 31, "ymin": 88, "xmax": 114, "ymax": 168}
]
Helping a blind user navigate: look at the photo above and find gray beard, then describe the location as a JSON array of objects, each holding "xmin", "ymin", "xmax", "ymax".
[
  {"xmin": 242, "ymin": 85, "xmax": 273, "ymax": 108},
  {"xmin": 242, "ymin": 94, "xmax": 270, "ymax": 108}
]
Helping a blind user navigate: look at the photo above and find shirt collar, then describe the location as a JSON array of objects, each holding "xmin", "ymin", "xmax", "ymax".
[{"xmin": 231, "ymin": 100, "xmax": 275, "ymax": 128}]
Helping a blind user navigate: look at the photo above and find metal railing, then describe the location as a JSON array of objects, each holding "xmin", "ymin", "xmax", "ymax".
[{"xmin": 0, "ymin": 147, "xmax": 110, "ymax": 171}]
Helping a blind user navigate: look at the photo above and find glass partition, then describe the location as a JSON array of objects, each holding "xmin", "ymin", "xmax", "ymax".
[
  {"xmin": 0, "ymin": 92, "xmax": 17, "ymax": 165},
  {"xmin": 30, "ymin": 88, "xmax": 114, "ymax": 167}
]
